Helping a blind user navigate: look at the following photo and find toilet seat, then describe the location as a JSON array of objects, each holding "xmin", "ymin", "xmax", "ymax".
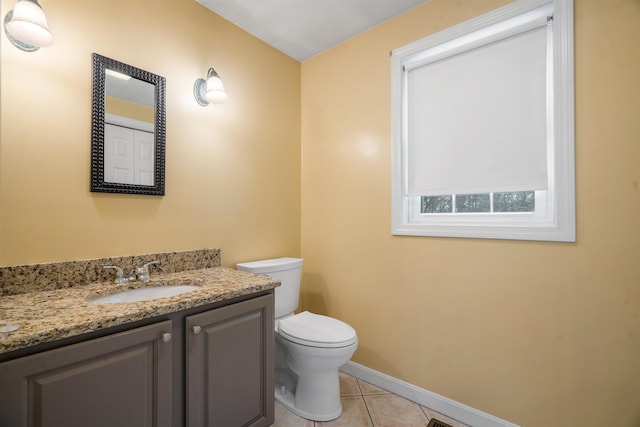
[{"xmin": 278, "ymin": 311, "xmax": 357, "ymax": 348}]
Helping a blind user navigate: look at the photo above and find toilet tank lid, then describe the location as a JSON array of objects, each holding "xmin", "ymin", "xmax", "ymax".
[{"xmin": 236, "ymin": 257, "xmax": 303, "ymax": 273}]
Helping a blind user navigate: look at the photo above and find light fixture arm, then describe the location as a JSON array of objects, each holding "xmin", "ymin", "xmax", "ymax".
[{"xmin": 206, "ymin": 67, "xmax": 220, "ymax": 81}]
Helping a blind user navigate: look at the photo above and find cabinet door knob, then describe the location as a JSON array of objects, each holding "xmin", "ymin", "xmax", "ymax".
[
  {"xmin": 161, "ymin": 332, "xmax": 172, "ymax": 343},
  {"xmin": 192, "ymin": 325, "xmax": 202, "ymax": 335}
]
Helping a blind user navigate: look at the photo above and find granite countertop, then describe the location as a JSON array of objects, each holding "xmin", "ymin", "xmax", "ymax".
[{"xmin": 0, "ymin": 267, "xmax": 279, "ymax": 355}]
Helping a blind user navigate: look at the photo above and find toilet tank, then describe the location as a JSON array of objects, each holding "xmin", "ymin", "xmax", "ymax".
[{"xmin": 236, "ymin": 257, "xmax": 304, "ymax": 319}]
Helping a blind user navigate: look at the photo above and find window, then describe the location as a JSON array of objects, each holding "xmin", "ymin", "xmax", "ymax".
[
  {"xmin": 421, "ymin": 191, "xmax": 536, "ymax": 214},
  {"xmin": 391, "ymin": 0, "xmax": 575, "ymax": 241}
]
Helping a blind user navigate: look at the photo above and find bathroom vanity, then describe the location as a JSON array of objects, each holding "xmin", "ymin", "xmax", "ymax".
[{"xmin": 0, "ymin": 250, "xmax": 278, "ymax": 427}]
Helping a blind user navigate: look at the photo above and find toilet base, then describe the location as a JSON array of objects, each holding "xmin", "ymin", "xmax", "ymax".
[
  {"xmin": 275, "ymin": 384, "xmax": 342, "ymax": 422},
  {"xmin": 272, "ymin": 312, "xmax": 357, "ymax": 422}
]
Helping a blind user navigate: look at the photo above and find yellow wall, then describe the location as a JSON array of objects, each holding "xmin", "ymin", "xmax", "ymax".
[
  {"xmin": 105, "ymin": 95, "xmax": 154, "ymax": 124},
  {"xmin": 300, "ymin": 0, "xmax": 640, "ymax": 426},
  {"xmin": 1, "ymin": 0, "xmax": 639, "ymax": 425},
  {"xmin": 0, "ymin": 0, "xmax": 301, "ymax": 267}
]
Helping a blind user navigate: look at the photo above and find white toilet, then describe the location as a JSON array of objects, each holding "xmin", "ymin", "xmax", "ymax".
[{"xmin": 236, "ymin": 257, "xmax": 358, "ymax": 422}]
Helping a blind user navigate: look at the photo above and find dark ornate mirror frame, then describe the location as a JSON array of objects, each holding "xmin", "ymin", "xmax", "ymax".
[{"xmin": 91, "ymin": 53, "xmax": 166, "ymax": 196}]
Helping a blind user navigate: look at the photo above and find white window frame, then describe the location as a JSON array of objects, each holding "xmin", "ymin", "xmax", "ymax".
[{"xmin": 391, "ymin": 0, "xmax": 575, "ymax": 242}]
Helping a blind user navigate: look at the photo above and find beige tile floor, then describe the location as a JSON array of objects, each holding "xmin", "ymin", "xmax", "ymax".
[{"xmin": 272, "ymin": 372, "xmax": 470, "ymax": 427}]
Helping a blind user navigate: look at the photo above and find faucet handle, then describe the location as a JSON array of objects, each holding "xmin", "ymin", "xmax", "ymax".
[
  {"xmin": 103, "ymin": 265, "xmax": 128, "ymax": 283},
  {"xmin": 137, "ymin": 261, "xmax": 159, "ymax": 282},
  {"xmin": 142, "ymin": 260, "xmax": 160, "ymax": 270}
]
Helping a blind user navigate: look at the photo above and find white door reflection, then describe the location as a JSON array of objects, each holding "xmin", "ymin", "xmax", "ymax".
[{"xmin": 104, "ymin": 119, "xmax": 154, "ymax": 185}]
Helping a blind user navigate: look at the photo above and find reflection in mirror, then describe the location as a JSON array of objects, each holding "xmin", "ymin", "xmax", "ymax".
[
  {"xmin": 104, "ymin": 71, "xmax": 155, "ymax": 185},
  {"xmin": 91, "ymin": 53, "xmax": 166, "ymax": 196}
]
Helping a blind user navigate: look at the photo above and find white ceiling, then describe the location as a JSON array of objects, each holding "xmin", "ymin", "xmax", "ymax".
[{"xmin": 197, "ymin": 0, "xmax": 428, "ymax": 61}]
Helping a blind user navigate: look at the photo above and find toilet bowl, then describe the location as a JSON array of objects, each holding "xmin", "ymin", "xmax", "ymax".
[
  {"xmin": 276, "ymin": 311, "xmax": 358, "ymax": 420},
  {"xmin": 236, "ymin": 258, "xmax": 358, "ymax": 421}
]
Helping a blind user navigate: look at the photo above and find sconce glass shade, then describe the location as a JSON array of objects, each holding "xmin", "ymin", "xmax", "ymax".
[
  {"xmin": 205, "ymin": 73, "xmax": 228, "ymax": 104},
  {"xmin": 4, "ymin": 0, "xmax": 53, "ymax": 52},
  {"xmin": 194, "ymin": 68, "xmax": 228, "ymax": 106}
]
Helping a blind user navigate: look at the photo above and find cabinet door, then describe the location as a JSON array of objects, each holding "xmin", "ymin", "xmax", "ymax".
[
  {"xmin": 0, "ymin": 320, "xmax": 172, "ymax": 427},
  {"xmin": 186, "ymin": 294, "xmax": 274, "ymax": 427}
]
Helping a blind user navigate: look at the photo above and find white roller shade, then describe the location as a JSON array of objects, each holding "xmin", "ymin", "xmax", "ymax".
[{"xmin": 406, "ymin": 20, "xmax": 550, "ymax": 197}]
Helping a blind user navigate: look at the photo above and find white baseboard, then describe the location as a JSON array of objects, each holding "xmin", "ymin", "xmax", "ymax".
[{"xmin": 340, "ymin": 361, "xmax": 520, "ymax": 427}]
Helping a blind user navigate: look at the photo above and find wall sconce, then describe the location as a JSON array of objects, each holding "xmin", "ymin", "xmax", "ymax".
[
  {"xmin": 193, "ymin": 68, "xmax": 228, "ymax": 106},
  {"xmin": 3, "ymin": 0, "xmax": 53, "ymax": 52}
]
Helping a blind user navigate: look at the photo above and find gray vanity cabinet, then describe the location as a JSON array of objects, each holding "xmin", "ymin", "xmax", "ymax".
[
  {"xmin": 186, "ymin": 294, "xmax": 274, "ymax": 427},
  {"xmin": 0, "ymin": 320, "xmax": 173, "ymax": 427},
  {"xmin": 0, "ymin": 291, "xmax": 275, "ymax": 427}
]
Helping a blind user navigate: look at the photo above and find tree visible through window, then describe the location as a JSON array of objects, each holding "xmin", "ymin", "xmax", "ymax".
[{"xmin": 421, "ymin": 192, "xmax": 535, "ymax": 214}]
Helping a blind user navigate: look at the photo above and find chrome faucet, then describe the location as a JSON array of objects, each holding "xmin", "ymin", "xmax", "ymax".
[
  {"xmin": 103, "ymin": 265, "xmax": 133, "ymax": 283},
  {"xmin": 135, "ymin": 261, "xmax": 159, "ymax": 282},
  {"xmin": 104, "ymin": 261, "xmax": 159, "ymax": 284}
]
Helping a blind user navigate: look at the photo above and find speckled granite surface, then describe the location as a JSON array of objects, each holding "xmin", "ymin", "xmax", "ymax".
[
  {"xmin": 0, "ymin": 250, "xmax": 280, "ymax": 355},
  {"xmin": 0, "ymin": 267, "xmax": 278, "ymax": 355},
  {"xmin": 0, "ymin": 249, "xmax": 221, "ymax": 296}
]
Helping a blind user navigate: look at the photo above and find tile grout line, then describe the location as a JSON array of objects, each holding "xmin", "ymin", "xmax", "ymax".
[
  {"xmin": 359, "ymin": 377, "xmax": 436, "ymax": 427},
  {"xmin": 290, "ymin": 374, "xmax": 457, "ymax": 427},
  {"xmin": 357, "ymin": 378, "xmax": 377, "ymax": 427}
]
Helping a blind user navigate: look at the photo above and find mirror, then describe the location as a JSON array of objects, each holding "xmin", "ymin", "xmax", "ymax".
[{"xmin": 91, "ymin": 53, "xmax": 166, "ymax": 196}]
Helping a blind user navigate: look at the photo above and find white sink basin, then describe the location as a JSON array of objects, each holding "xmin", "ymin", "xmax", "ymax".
[{"xmin": 90, "ymin": 285, "xmax": 200, "ymax": 304}]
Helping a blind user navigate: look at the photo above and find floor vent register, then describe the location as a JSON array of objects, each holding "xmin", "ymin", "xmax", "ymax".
[{"xmin": 427, "ymin": 419, "xmax": 454, "ymax": 427}]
